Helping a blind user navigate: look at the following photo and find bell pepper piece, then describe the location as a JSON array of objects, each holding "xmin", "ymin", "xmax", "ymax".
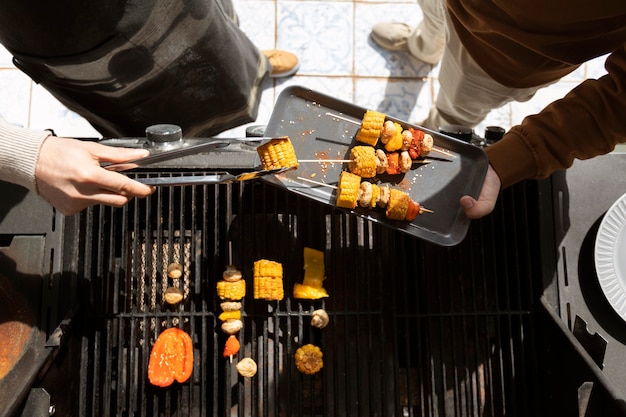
[{"xmin": 148, "ymin": 327, "xmax": 194, "ymax": 387}]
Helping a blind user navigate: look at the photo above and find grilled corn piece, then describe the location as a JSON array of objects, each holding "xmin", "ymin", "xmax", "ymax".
[
  {"xmin": 348, "ymin": 146, "xmax": 377, "ymax": 178},
  {"xmin": 216, "ymin": 279, "xmax": 246, "ymax": 300},
  {"xmin": 336, "ymin": 171, "xmax": 361, "ymax": 209},
  {"xmin": 257, "ymin": 137, "xmax": 299, "ymax": 170},
  {"xmin": 386, "ymin": 188, "xmax": 410, "ymax": 220},
  {"xmin": 253, "ymin": 259, "xmax": 284, "ymax": 300},
  {"xmin": 294, "ymin": 344, "xmax": 324, "ymax": 375},
  {"xmin": 355, "ymin": 110, "xmax": 385, "ymax": 146}
]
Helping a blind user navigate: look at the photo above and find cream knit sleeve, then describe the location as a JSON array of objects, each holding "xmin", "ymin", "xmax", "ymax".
[{"xmin": 0, "ymin": 115, "xmax": 51, "ymax": 193}]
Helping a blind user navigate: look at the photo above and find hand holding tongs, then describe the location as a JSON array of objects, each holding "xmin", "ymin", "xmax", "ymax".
[{"xmin": 103, "ymin": 137, "xmax": 295, "ymax": 186}]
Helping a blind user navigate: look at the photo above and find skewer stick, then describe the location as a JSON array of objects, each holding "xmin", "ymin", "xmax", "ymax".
[
  {"xmin": 298, "ymin": 158, "xmax": 433, "ymax": 164},
  {"xmin": 325, "ymin": 112, "xmax": 359, "ymax": 124},
  {"xmin": 297, "ymin": 176, "xmax": 337, "ymax": 189},
  {"xmin": 298, "ymin": 159, "xmax": 350, "ymax": 163},
  {"xmin": 428, "ymin": 147, "xmax": 456, "ymax": 158}
]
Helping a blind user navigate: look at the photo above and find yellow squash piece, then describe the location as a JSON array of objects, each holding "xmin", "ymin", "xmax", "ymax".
[
  {"xmin": 293, "ymin": 283, "xmax": 329, "ymax": 300},
  {"xmin": 218, "ymin": 310, "xmax": 241, "ymax": 321}
]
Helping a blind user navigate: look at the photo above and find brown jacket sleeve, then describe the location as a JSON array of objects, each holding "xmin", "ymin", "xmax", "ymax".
[{"xmin": 486, "ymin": 42, "xmax": 626, "ymax": 189}]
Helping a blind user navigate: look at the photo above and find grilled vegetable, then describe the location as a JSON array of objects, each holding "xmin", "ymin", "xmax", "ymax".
[
  {"xmin": 336, "ymin": 171, "xmax": 361, "ymax": 209},
  {"xmin": 218, "ymin": 310, "xmax": 241, "ymax": 321},
  {"xmin": 167, "ymin": 262, "xmax": 183, "ymax": 279},
  {"xmin": 386, "ymin": 152, "xmax": 401, "ymax": 175},
  {"xmin": 223, "ymin": 335, "xmax": 240, "ymax": 358},
  {"xmin": 382, "ymin": 121, "xmax": 403, "ymax": 152},
  {"xmin": 375, "ymin": 149, "xmax": 388, "ymax": 174},
  {"xmin": 220, "ymin": 301, "xmax": 242, "ymax": 312},
  {"xmin": 310, "ymin": 309, "xmax": 330, "ymax": 329},
  {"xmin": 407, "ymin": 127, "xmax": 424, "ymax": 159},
  {"xmin": 302, "ymin": 247, "xmax": 325, "ymax": 287},
  {"xmin": 386, "ymin": 188, "xmax": 411, "ymax": 220},
  {"xmin": 293, "ymin": 283, "xmax": 329, "ymax": 299},
  {"xmin": 257, "ymin": 137, "xmax": 299, "ymax": 170},
  {"xmin": 163, "ymin": 286, "xmax": 184, "ymax": 305},
  {"xmin": 348, "ymin": 146, "xmax": 377, "ymax": 178},
  {"xmin": 236, "ymin": 357, "xmax": 258, "ymax": 378},
  {"xmin": 148, "ymin": 328, "xmax": 194, "ymax": 387},
  {"xmin": 216, "ymin": 279, "xmax": 246, "ymax": 300},
  {"xmin": 253, "ymin": 259, "xmax": 284, "ymax": 300},
  {"xmin": 294, "ymin": 247, "xmax": 329, "ymax": 300},
  {"xmin": 294, "ymin": 344, "xmax": 324, "ymax": 375},
  {"xmin": 369, "ymin": 184, "xmax": 380, "ymax": 209},
  {"xmin": 405, "ymin": 199, "xmax": 421, "ymax": 221},
  {"xmin": 355, "ymin": 110, "xmax": 385, "ymax": 146},
  {"xmin": 222, "ymin": 265, "xmax": 243, "ymax": 282},
  {"xmin": 221, "ymin": 319, "xmax": 243, "ymax": 334}
]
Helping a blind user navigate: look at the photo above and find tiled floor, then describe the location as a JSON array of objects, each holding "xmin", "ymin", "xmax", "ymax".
[{"xmin": 0, "ymin": 0, "xmax": 609, "ymax": 141}]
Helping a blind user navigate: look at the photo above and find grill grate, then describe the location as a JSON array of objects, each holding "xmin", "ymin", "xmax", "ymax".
[{"xmin": 73, "ymin": 173, "xmax": 542, "ymax": 417}]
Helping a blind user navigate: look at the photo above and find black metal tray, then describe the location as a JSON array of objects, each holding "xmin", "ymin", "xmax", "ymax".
[{"xmin": 263, "ymin": 85, "xmax": 488, "ymax": 246}]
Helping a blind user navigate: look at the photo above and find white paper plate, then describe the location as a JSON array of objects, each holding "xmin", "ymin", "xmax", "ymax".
[{"xmin": 594, "ymin": 192, "xmax": 626, "ymax": 321}]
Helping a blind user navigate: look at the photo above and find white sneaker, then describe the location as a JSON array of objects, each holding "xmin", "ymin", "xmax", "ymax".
[{"xmin": 371, "ymin": 21, "xmax": 445, "ymax": 65}]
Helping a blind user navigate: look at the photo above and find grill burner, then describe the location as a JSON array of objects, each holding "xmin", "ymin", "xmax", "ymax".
[{"xmin": 51, "ymin": 172, "xmax": 546, "ymax": 416}]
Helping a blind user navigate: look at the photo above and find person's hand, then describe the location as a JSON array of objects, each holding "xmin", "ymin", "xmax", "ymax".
[
  {"xmin": 460, "ymin": 164, "xmax": 501, "ymax": 219},
  {"xmin": 35, "ymin": 136, "xmax": 155, "ymax": 215}
]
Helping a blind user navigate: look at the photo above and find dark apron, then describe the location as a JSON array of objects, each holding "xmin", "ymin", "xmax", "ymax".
[{"xmin": 11, "ymin": 0, "xmax": 269, "ymax": 138}]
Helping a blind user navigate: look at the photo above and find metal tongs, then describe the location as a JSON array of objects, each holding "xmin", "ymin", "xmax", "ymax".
[{"xmin": 104, "ymin": 137, "xmax": 295, "ymax": 186}]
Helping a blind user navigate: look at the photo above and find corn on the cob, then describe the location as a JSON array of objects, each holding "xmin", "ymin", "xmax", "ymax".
[
  {"xmin": 216, "ymin": 279, "xmax": 246, "ymax": 300},
  {"xmin": 355, "ymin": 110, "xmax": 385, "ymax": 146},
  {"xmin": 385, "ymin": 188, "xmax": 410, "ymax": 220},
  {"xmin": 253, "ymin": 259, "xmax": 284, "ymax": 300},
  {"xmin": 336, "ymin": 171, "xmax": 361, "ymax": 209},
  {"xmin": 348, "ymin": 145, "xmax": 377, "ymax": 178},
  {"xmin": 257, "ymin": 137, "xmax": 299, "ymax": 170},
  {"xmin": 294, "ymin": 344, "xmax": 324, "ymax": 375}
]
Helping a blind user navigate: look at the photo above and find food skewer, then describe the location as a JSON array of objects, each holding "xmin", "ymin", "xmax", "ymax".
[
  {"xmin": 298, "ymin": 158, "xmax": 432, "ymax": 164},
  {"xmin": 325, "ymin": 111, "xmax": 456, "ymax": 159},
  {"xmin": 296, "ymin": 175, "xmax": 434, "ymax": 218}
]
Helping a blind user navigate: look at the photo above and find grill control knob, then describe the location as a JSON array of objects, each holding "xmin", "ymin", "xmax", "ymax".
[
  {"xmin": 146, "ymin": 124, "xmax": 183, "ymax": 149},
  {"xmin": 484, "ymin": 126, "xmax": 505, "ymax": 143}
]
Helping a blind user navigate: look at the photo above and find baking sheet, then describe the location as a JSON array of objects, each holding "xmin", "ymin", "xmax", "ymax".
[{"xmin": 263, "ymin": 85, "xmax": 488, "ymax": 246}]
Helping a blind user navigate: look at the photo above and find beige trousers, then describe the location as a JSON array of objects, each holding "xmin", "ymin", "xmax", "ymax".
[{"xmin": 414, "ymin": 0, "xmax": 549, "ymax": 131}]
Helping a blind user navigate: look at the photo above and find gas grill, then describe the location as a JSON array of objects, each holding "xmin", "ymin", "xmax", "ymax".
[{"xmin": 2, "ymin": 132, "xmax": 626, "ymax": 416}]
